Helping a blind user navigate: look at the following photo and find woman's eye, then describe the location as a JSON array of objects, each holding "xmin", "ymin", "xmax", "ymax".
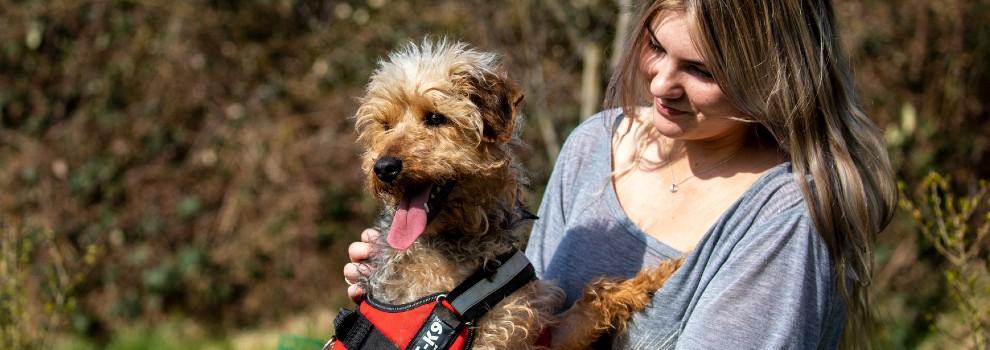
[
  {"xmin": 424, "ymin": 112, "xmax": 447, "ymax": 126},
  {"xmin": 645, "ymin": 30, "xmax": 664, "ymax": 53},
  {"xmin": 647, "ymin": 39, "xmax": 663, "ymax": 53},
  {"xmin": 689, "ymin": 65, "xmax": 714, "ymax": 80}
]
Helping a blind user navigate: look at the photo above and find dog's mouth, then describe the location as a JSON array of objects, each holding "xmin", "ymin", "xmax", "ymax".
[{"xmin": 386, "ymin": 180, "xmax": 455, "ymax": 250}]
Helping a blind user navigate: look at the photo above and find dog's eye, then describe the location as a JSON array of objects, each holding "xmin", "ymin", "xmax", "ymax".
[{"xmin": 424, "ymin": 112, "xmax": 447, "ymax": 127}]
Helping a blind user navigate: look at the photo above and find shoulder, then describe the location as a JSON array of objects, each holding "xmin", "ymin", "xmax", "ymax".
[
  {"xmin": 553, "ymin": 109, "xmax": 622, "ymax": 169},
  {"xmin": 560, "ymin": 110, "xmax": 621, "ymax": 148},
  {"xmin": 736, "ymin": 162, "xmax": 813, "ymax": 226},
  {"xmin": 718, "ymin": 163, "xmax": 832, "ymax": 265},
  {"xmin": 699, "ymin": 163, "xmax": 839, "ymax": 302}
]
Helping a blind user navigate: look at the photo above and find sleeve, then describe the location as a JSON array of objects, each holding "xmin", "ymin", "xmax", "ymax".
[
  {"xmin": 525, "ymin": 139, "xmax": 572, "ymax": 279},
  {"xmin": 675, "ymin": 211, "xmax": 841, "ymax": 350},
  {"xmin": 524, "ymin": 111, "xmax": 613, "ymax": 279}
]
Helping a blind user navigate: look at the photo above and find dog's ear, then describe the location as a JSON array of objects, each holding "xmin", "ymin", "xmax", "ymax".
[{"xmin": 469, "ymin": 74, "xmax": 524, "ymax": 144}]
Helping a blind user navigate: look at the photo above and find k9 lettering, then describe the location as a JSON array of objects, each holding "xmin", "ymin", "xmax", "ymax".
[{"xmin": 414, "ymin": 321, "xmax": 443, "ymax": 350}]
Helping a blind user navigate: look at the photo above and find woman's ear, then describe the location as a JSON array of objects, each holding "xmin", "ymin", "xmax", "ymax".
[{"xmin": 469, "ymin": 74, "xmax": 524, "ymax": 144}]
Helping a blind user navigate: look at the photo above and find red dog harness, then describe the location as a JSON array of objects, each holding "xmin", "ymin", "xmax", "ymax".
[{"xmin": 325, "ymin": 250, "xmax": 541, "ymax": 350}]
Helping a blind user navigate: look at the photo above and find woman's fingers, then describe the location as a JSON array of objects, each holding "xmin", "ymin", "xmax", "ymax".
[
  {"xmin": 347, "ymin": 284, "xmax": 365, "ymax": 301},
  {"xmin": 343, "ymin": 262, "xmax": 375, "ymax": 281},
  {"xmin": 348, "ymin": 242, "xmax": 374, "ymax": 263},
  {"xmin": 361, "ymin": 228, "xmax": 380, "ymax": 243},
  {"xmin": 344, "ymin": 262, "xmax": 374, "ymax": 302},
  {"xmin": 343, "ymin": 262, "xmax": 361, "ymax": 282},
  {"xmin": 349, "ymin": 229, "xmax": 379, "ymax": 262},
  {"xmin": 345, "ymin": 228, "xmax": 380, "ymax": 302},
  {"xmin": 343, "ymin": 261, "xmax": 374, "ymax": 280}
]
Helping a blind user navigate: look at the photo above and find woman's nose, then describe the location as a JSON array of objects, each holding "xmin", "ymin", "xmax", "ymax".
[{"xmin": 648, "ymin": 60, "xmax": 683, "ymax": 100}]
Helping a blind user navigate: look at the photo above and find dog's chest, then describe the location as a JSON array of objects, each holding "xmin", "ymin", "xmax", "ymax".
[{"xmin": 372, "ymin": 252, "xmax": 481, "ymax": 304}]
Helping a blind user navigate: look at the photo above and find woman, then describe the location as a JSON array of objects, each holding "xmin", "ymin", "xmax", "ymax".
[{"xmin": 347, "ymin": 0, "xmax": 896, "ymax": 348}]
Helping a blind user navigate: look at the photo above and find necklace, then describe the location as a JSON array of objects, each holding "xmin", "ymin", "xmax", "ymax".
[{"xmin": 668, "ymin": 148, "xmax": 743, "ymax": 193}]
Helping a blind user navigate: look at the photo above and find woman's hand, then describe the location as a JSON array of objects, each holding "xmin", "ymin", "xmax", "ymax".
[{"xmin": 344, "ymin": 228, "xmax": 378, "ymax": 302}]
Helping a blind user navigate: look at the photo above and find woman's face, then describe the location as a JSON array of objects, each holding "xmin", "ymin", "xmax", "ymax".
[{"xmin": 641, "ymin": 11, "xmax": 748, "ymax": 142}]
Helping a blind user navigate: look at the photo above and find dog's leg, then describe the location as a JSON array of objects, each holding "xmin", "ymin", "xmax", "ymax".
[{"xmin": 551, "ymin": 258, "xmax": 683, "ymax": 350}]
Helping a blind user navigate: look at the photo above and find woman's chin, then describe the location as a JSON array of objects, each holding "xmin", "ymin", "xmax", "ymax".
[{"xmin": 650, "ymin": 110, "xmax": 690, "ymax": 137}]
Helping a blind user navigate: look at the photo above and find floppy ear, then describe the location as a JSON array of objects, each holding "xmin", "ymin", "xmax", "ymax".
[{"xmin": 469, "ymin": 74, "xmax": 524, "ymax": 144}]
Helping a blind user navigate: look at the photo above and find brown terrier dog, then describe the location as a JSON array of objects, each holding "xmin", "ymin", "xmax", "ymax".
[{"xmin": 348, "ymin": 39, "xmax": 681, "ymax": 350}]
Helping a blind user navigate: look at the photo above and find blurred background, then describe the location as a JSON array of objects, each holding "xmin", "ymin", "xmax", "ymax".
[{"xmin": 1, "ymin": 0, "xmax": 988, "ymax": 349}]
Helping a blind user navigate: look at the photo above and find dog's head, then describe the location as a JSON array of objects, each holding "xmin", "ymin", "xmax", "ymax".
[{"xmin": 354, "ymin": 39, "xmax": 524, "ymax": 250}]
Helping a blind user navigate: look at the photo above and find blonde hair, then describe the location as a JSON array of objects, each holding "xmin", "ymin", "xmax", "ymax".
[{"xmin": 605, "ymin": 0, "xmax": 897, "ymax": 346}]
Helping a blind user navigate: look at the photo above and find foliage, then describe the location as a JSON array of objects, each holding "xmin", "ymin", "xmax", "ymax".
[
  {"xmin": 1, "ymin": 0, "xmax": 384, "ymax": 338},
  {"xmin": 0, "ymin": 0, "xmax": 600, "ymax": 340},
  {"xmin": 0, "ymin": 225, "xmax": 95, "ymax": 349},
  {"xmin": 898, "ymin": 173, "xmax": 990, "ymax": 349},
  {"xmin": 842, "ymin": 0, "xmax": 990, "ymax": 348},
  {"xmin": 0, "ymin": 0, "xmax": 987, "ymax": 347},
  {"xmin": 55, "ymin": 322, "xmax": 234, "ymax": 350},
  {"xmin": 840, "ymin": 0, "xmax": 990, "ymax": 183}
]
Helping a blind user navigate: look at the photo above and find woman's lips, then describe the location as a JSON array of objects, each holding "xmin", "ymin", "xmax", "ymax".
[{"xmin": 654, "ymin": 99, "xmax": 688, "ymax": 117}]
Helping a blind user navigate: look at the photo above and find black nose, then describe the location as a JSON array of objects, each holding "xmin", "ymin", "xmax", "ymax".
[{"xmin": 374, "ymin": 156, "xmax": 403, "ymax": 182}]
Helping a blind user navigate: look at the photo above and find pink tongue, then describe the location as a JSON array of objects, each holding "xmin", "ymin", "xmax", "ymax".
[{"xmin": 387, "ymin": 185, "xmax": 432, "ymax": 250}]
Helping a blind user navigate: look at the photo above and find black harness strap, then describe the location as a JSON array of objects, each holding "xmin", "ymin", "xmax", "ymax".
[
  {"xmin": 447, "ymin": 250, "xmax": 536, "ymax": 321},
  {"xmin": 331, "ymin": 308, "xmax": 399, "ymax": 350},
  {"xmin": 407, "ymin": 302, "xmax": 463, "ymax": 350}
]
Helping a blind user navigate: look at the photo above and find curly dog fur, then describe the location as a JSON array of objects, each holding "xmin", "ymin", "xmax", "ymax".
[{"xmin": 352, "ymin": 39, "xmax": 681, "ymax": 350}]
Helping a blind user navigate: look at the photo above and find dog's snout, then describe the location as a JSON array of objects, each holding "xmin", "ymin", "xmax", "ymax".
[{"xmin": 374, "ymin": 156, "xmax": 403, "ymax": 182}]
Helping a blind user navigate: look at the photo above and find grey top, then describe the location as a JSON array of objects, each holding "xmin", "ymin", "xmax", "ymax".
[{"xmin": 525, "ymin": 111, "xmax": 844, "ymax": 349}]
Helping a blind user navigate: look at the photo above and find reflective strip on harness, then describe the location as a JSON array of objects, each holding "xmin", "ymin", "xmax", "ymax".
[{"xmin": 449, "ymin": 250, "xmax": 535, "ymax": 320}]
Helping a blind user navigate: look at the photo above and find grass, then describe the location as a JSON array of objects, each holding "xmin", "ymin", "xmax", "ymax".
[{"xmin": 54, "ymin": 309, "xmax": 335, "ymax": 350}]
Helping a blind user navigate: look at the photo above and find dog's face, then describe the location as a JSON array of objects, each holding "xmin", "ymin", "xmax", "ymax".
[{"xmin": 354, "ymin": 40, "xmax": 523, "ymax": 250}]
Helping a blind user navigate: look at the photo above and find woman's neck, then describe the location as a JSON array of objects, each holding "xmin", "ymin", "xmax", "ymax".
[
  {"xmin": 664, "ymin": 129, "xmax": 750, "ymax": 167},
  {"xmin": 629, "ymin": 121, "xmax": 755, "ymax": 170}
]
